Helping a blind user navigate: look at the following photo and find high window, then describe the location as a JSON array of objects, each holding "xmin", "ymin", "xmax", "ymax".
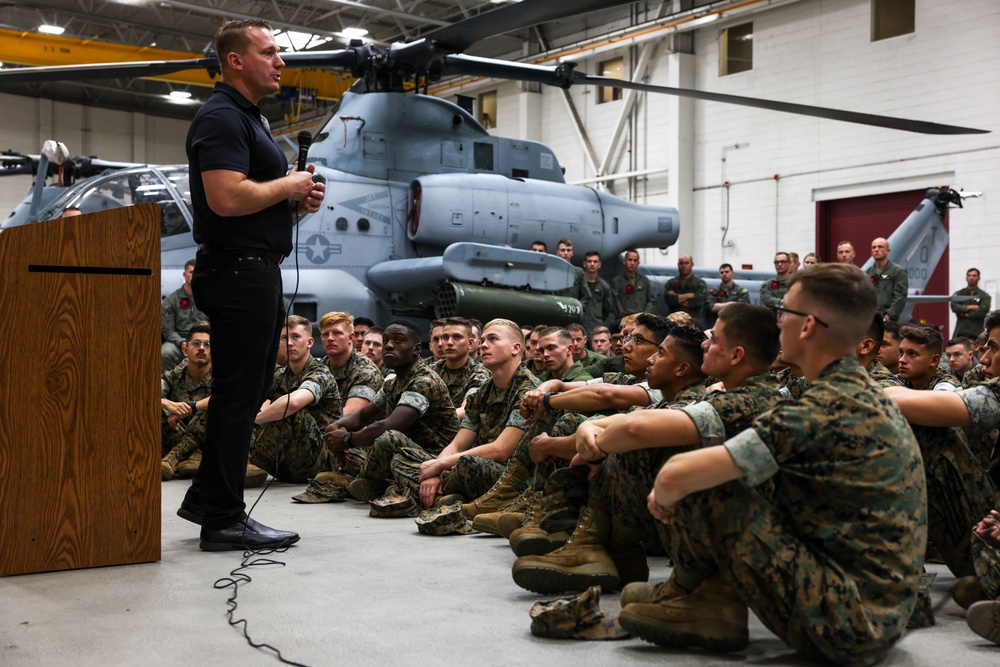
[
  {"xmin": 478, "ymin": 90, "xmax": 497, "ymax": 129},
  {"xmin": 872, "ymin": 0, "xmax": 915, "ymax": 41},
  {"xmin": 598, "ymin": 57, "xmax": 624, "ymax": 104},
  {"xmin": 719, "ymin": 22, "xmax": 753, "ymax": 76}
]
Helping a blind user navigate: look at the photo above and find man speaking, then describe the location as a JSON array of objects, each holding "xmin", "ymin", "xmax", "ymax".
[{"xmin": 181, "ymin": 19, "xmax": 325, "ymax": 551}]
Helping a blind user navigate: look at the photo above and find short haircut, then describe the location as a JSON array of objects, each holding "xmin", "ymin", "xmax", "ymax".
[
  {"xmin": 319, "ymin": 311, "xmax": 353, "ymax": 332},
  {"xmin": 900, "ymin": 325, "xmax": 943, "ymax": 355},
  {"xmin": 386, "ymin": 319, "xmax": 422, "ymax": 344},
  {"xmin": 584, "ymin": 250, "xmax": 601, "ymax": 260},
  {"xmin": 558, "ymin": 239, "xmax": 572, "ymax": 248},
  {"xmin": 484, "ymin": 318, "xmax": 524, "ymax": 345},
  {"xmin": 883, "ymin": 319, "xmax": 902, "ymax": 342},
  {"xmin": 286, "ymin": 314, "xmax": 312, "ymax": 332},
  {"xmin": 566, "ymin": 323, "xmax": 586, "ymax": 336},
  {"xmin": 866, "ymin": 314, "xmax": 885, "ymax": 347},
  {"xmin": 531, "ymin": 240, "xmax": 548, "ymax": 251},
  {"xmin": 468, "ymin": 318, "xmax": 483, "ymax": 333},
  {"xmin": 187, "ymin": 321, "xmax": 210, "ymax": 341},
  {"xmin": 666, "ymin": 325, "xmax": 707, "ymax": 377},
  {"xmin": 787, "ymin": 264, "xmax": 877, "ymax": 344},
  {"xmin": 590, "ymin": 326, "xmax": 610, "ymax": 338},
  {"xmin": 184, "ymin": 258, "xmax": 196, "ymax": 271},
  {"xmin": 537, "ymin": 326, "xmax": 573, "ymax": 345},
  {"xmin": 624, "ymin": 248, "xmax": 640, "ymax": 257},
  {"xmin": 804, "ymin": 252, "xmax": 820, "ymax": 263},
  {"xmin": 635, "ymin": 313, "xmax": 673, "ymax": 346},
  {"xmin": 531, "ymin": 324, "xmax": 548, "ymax": 335},
  {"xmin": 945, "ymin": 337, "xmax": 973, "ymax": 352},
  {"xmin": 216, "ymin": 19, "xmax": 273, "ymax": 68},
  {"xmin": 968, "ymin": 268, "xmax": 981, "ymax": 276},
  {"xmin": 788, "ymin": 252, "xmax": 800, "ymax": 264},
  {"xmin": 985, "ymin": 310, "xmax": 1000, "ymax": 336},
  {"xmin": 442, "ymin": 316, "xmax": 473, "ymax": 336},
  {"xmin": 429, "ymin": 319, "xmax": 445, "ymax": 330},
  {"xmin": 719, "ymin": 263, "xmax": 733, "ymax": 272},
  {"xmin": 775, "ymin": 251, "xmax": 790, "ymax": 261},
  {"xmin": 666, "ymin": 311, "xmax": 695, "ymax": 327},
  {"xmin": 353, "ymin": 317, "xmax": 375, "ymax": 328},
  {"xmin": 837, "ymin": 241, "xmax": 854, "ymax": 250},
  {"xmin": 715, "ymin": 303, "xmax": 780, "ymax": 367}
]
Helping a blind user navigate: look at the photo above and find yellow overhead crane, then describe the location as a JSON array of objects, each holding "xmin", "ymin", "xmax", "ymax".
[{"xmin": 0, "ymin": 27, "xmax": 357, "ymax": 118}]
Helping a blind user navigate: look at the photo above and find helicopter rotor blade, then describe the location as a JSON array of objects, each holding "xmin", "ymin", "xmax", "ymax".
[
  {"xmin": 424, "ymin": 0, "xmax": 637, "ymax": 53},
  {"xmin": 0, "ymin": 58, "xmax": 221, "ymax": 83},
  {"xmin": 0, "ymin": 48, "xmax": 363, "ymax": 84},
  {"xmin": 442, "ymin": 54, "xmax": 989, "ymax": 135}
]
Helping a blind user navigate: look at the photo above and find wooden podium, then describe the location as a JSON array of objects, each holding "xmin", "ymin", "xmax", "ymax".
[{"xmin": 0, "ymin": 204, "xmax": 161, "ymax": 576}]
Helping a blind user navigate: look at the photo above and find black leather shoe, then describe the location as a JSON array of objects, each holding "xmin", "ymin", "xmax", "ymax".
[
  {"xmin": 199, "ymin": 520, "xmax": 300, "ymax": 552},
  {"xmin": 243, "ymin": 515, "xmax": 299, "ymax": 543}
]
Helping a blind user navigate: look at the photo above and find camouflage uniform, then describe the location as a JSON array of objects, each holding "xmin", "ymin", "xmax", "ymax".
[
  {"xmin": 359, "ymin": 359, "xmax": 460, "ymax": 485},
  {"xmin": 960, "ymin": 378, "xmax": 1000, "ymax": 495},
  {"xmin": 705, "ymin": 281, "xmax": 750, "ymax": 327},
  {"xmin": 963, "ymin": 364, "xmax": 989, "ymax": 389},
  {"xmin": 972, "ymin": 530, "xmax": 1000, "ymax": 600},
  {"xmin": 663, "ymin": 274, "xmax": 708, "ymax": 322},
  {"xmin": 865, "ymin": 260, "xmax": 908, "ymax": 321},
  {"xmin": 959, "ymin": 367, "xmax": 997, "ymax": 468},
  {"xmin": 250, "ymin": 356, "xmax": 340, "ymax": 482},
  {"xmin": 903, "ymin": 364, "xmax": 961, "ymax": 391},
  {"xmin": 161, "ymin": 359, "xmax": 212, "ymax": 456},
  {"xmin": 951, "ymin": 286, "xmax": 991, "ymax": 338},
  {"xmin": 325, "ymin": 349, "xmax": 384, "ymax": 408},
  {"xmin": 774, "ymin": 367, "xmax": 808, "ymax": 400},
  {"xmin": 391, "ymin": 365, "xmax": 539, "ymax": 500},
  {"xmin": 430, "ymin": 357, "xmax": 491, "ymax": 409},
  {"xmin": 579, "ymin": 277, "xmax": 614, "ymax": 333},
  {"xmin": 591, "ymin": 382, "xmax": 708, "ymax": 556},
  {"xmin": 758, "ymin": 277, "xmax": 788, "ymax": 308},
  {"xmin": 160, "ymin": 287, "xmax": 208, "ymax": 371},
  {"xmin": 675, "ymin": 356, "xmax": 928, "ymax": 666},
  {"xmin": 561, "ymin": 361, "xmax": 594, "ymax": 383},
  {"xmin": 866, "ymin": 359, "xmax": 902, "ymax": 387},
  {"xmin": 609, "ymin": 273, "xmax": 655, "ymax": 315},
  {"xmin": 585, "ymin": 354, "xmax": 625, "ymax": 377}
]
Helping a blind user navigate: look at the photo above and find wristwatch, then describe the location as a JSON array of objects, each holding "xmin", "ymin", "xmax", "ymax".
[
  {"xmin": 343, "ymin": 431, "xmax": 353, "ymax": 447},
  {"xmin": 186, "ymin": 400, "xmax": 197, "ymax": 412}
]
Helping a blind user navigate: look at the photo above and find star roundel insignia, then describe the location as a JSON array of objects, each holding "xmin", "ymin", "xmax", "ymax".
[
  {"xmin": 770, "ymin": 281, "xmax": 779, "ymax": 289},
  {"xmin": 303, "ymin": 234, "xmax": 333, "ymax": 264}
]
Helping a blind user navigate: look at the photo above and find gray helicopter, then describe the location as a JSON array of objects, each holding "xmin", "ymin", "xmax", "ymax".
[{"xmin": 0, "ymin": 0, "xmax": 987, "ymax": 329}]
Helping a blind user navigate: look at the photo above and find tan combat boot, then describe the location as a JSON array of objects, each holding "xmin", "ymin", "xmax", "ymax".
[
  {"xmin": 313, "ymin": 470, "xmax": 355, "ymax": 487},
  {"xmin": 471, "ymin": 490, "xmax": 535, "ymax": 535},
  {"xmin": 618, "ymin": 573, "xmax": 749, "ymax": 652},
  {"xmin": 511, "ymin": 501, "xmax": 619, "ymax": 594},
  {"xmin": 161, "ymin": 434, "xmax": 201, "ymax": 481},
  {"xmin": 497, "ymin": 490, "xmax": 542, "ymax": 539},
  {"xmin": 245, "ymin": 464, "xmax": 268, "ymax": 488},
  {"xmin": 174, "ymin": 449, "xmax": 202, "ymax": 479},
  {"xmin": 462, "ymin": 458, "xmax": 531, "ymax": 519},
  {"xmin": 620, "ymin": 570, "xmax": 695, "ymax": 607}
]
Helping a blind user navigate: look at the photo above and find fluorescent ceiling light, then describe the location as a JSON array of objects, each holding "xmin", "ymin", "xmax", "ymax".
[
  {"xmin": 38, "ymin": 24, "xmax": 66, "ymax": 35},
  {"xmin": 274, "ymin": 29, "xmax": 333, "ymax": 51},
  {"xmin": 168, "ymin": 90, "xmax": 192, "ymax": 99},
  {"xmin": 341, "ymin": 27, "xmax": 369, "ymax": 38}
]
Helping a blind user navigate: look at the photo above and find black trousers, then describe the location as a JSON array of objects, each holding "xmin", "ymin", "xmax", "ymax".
[{"xmin": 185, "ymin": 250, "xmax": 283, "ymax": 530}]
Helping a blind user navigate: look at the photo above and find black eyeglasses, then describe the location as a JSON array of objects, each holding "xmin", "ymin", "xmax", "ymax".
[
  {"xmin": 774, "ymin": 303, "xmax": 829, "ymax": 328},
  {"xmin": 622, "ymin": 333, "xmax": 657, "ymax": 347}
]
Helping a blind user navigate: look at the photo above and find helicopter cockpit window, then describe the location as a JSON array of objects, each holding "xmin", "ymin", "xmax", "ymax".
[
  {"xmin": 474, "ymin": 143, "xmax": 494, "ymax": 171},
  {"xmin": 719, "ymin": 22, "xmax": 753, "ymax": 76},
  {"xmin": 598, "ymin": 57, "xmax": 624, "ymax": 104},
  {"xmin": 68, "ymin": 169, "xmax": 191, "ymax": 238}
]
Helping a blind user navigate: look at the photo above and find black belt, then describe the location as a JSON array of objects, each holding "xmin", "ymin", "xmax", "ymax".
[{"xmin": 198, "ymin": 244, "xmax": 285, "ymax": 265}]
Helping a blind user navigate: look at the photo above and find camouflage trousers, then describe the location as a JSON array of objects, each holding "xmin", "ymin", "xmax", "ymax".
[
  {"xmin": 671, "ymin": 480, "xmax": 917, "ymax": 667},
  {"xmin": 592, "ymin": 447, "xmax": 676, "ymax": 557},
  {"xmin": 162, "ymin": 412, "xmax": 207, "ymax": 460},
  {"xmin": 162, "ymin": 411, "xmax": 207, "ymax": 456},
  {"xmin": 391, "ymin": 448, "xmax": 505, "ymax": 501},
  {"xmin": 512, "ymin": 411, "xmax": 588, "ymax": 494},
  {"xmin": 913, "ymin": 425, "xmax": 1000, "ymax": 577},
  {"xmin": 250, "ymin": 410, "xmax": 333, "ymax": 483},
  {"xmin": 341, "ymin": 447, "xmax": 366, "ymax": 477},
  {"xmin": 973, "ymin": 530, "xmax": 1000, "ymax": 600},
  {"xmin": 360, "ymin": 430, "xmax": 438, "ymax": 484}
]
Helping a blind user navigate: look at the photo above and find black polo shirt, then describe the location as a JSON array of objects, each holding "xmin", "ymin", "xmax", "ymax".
[{"xmin": 186, "ymin": 82, "xmax": 292, "ymax": 254}]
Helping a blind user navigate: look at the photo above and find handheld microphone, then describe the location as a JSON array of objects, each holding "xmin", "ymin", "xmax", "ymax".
[{"xmin": 296, "ymin": 131, "xmax": 312, "ymax": 172}]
